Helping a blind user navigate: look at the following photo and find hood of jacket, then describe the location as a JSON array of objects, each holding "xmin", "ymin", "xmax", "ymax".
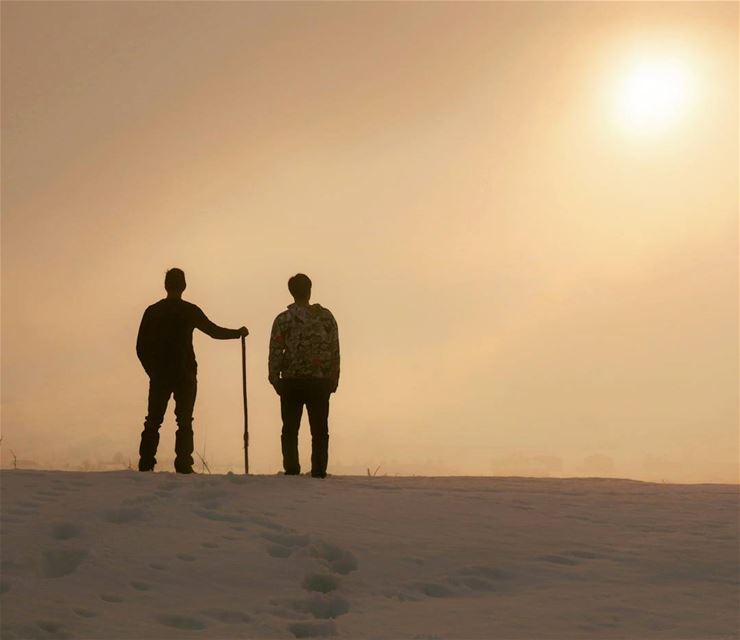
[{"xmin": 285, "ymin": 302, "xmax": 328, "ymax": 325}]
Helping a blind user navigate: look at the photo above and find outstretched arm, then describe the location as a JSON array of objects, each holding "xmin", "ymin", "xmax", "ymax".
[{"xmin": 195, "ymin": 308, "xmax": 247, "ymax": 340}]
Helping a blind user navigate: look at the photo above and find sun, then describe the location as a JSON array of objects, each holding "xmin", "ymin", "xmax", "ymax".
[{"xmin": 614, "ymin": 55, "xmax": 695, "ymax": 135}]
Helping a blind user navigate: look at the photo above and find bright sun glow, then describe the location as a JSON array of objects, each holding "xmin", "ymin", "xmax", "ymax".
[{"xmin": 614, "ymin": 55, "xmax": 695, "ymax": 135}]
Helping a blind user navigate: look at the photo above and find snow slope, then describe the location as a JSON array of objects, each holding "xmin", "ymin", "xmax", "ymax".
[{"xmin": 1, "ymin": 471, "xmax": 738, "ymax": 639}]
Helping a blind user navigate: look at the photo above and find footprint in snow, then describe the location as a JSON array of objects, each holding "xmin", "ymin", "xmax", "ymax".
[
  {"xmin": 103, "ymin": 506, "xmax": 146, "ymax": 525},
  {"xmin": 42, "ymin": 549, "xmax": 88, "ymax": 578},
  {"xmin": 311, "ymin": 541, "xmax": 358, "ymax": 575},
  {"xmin": 263, "ymin": 531, "xmax": 309, "ymax": 558},
  {"xmin": 303, "ymin": 572, "xmax": 340, "ymax": 594},
  {"xmin": 200, "ymin": 608, "xmax": 251, "ymax": 624},
  {"xmin": 537, "ymin": 554, "xmax": 580, "ymax": 566},
  {"xmin": 300, "ymin": 594, "xmax": 350, "ymax": 619},
  {"xmin": 264, "ymin": 532, "xmax": 310, "ymax": 547},
  {"xmin": 564, "ymin": 550, "xmax": 603, "ymax": 560},
  {"xmin": 130, "ymin": 581, "xmax": 153, "ymax": 591},
  {"xmin": 100, "ymin": 594, "xmax": 124, "ymax": 603},
  {"xmin": 418, "ymin": 583, "xmax": 454, "ymax": 598},
  {"xmin": 409, "ymin": 566, "xmax": 514, "ymax": 600},
  {"xmin": 288, "ymin": 620, "xmax": 337, "ymax": 638},
  {"xmin": 267, "ymin": 545, "xmax": 293, "ymax": 558},
  {"xmin": 450, "ymin": 566, "xmax": 515, "ymax": 592},
  {"xmin": 245, "ymin": 514, "xmax": 286, "ymax": 531},
  {"xmin": 157, "ymin": 614, "xmax": 208, "ymax": 630},
  {"xmin": 35, "ymin": 620, "xmax": 69, "ymax": 639},
  {"xmin": 50, "ymin": 523, "xmax": 80, "ymax": 541}
]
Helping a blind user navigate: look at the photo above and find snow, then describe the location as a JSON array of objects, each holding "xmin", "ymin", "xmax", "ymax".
[{"xmin": 1, "ymin": 470, "xmax": 738, "ymax": 639}]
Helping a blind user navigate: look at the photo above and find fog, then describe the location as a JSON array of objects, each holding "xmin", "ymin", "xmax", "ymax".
[{"xmin": 2, "ymin": 2, "xmax": 737, "ymax": 482}]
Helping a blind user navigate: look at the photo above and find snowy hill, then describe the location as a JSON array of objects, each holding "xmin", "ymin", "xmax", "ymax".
[{"xmin": 1, "ymin": 470, "xmax": 737, "ymax": 639}]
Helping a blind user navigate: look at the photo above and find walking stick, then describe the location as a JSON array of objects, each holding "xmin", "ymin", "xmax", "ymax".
[{"xmin": 241, "ymin": 335, "xmax": 249, "ymax": 475}]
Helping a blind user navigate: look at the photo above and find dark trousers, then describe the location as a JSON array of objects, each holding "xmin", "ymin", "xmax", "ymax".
[
  {"xmin": 280, "ymin": 378, "xmax": 331, "ymax": 477},
  {"xmin": 139, "ymin": 373, "xmax": 197, "ymax": 472}
]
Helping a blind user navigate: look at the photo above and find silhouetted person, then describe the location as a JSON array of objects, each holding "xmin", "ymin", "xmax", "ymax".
[
  {"xmin": 136, "ymin": 268, "xmax": 248, "ymax": 473},
  {"xmin": 269, "ymin": 274, "xmax": 340, "ymax": 478}
]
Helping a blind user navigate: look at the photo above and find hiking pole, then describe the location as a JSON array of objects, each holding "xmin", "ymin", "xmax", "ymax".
[{"xmin": 241, "ymin": 335, "xmax": 249, "ymax": 475}]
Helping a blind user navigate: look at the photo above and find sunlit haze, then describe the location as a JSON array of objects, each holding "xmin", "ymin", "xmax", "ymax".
[
  {"xmin": 615, "ymin": 55, "xmax": 695, "ymax": 134},
  {"xmin": 1, "ymin": 2, "xmax": 737, "ymax": 482}
]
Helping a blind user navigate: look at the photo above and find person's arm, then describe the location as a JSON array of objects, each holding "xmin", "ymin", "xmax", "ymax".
[
  {"xmin": 136, "ymin": 308, "xmax": 154, "ymax": 376},
  {"xmin": 268, "ymin": 316, "xmax": 285, "ymax": 390},
  {"xmin": 194, "ymin": 307, "xmax": 247, "ymax": 340},
  {"xmin": 328, "ymin": 313, "xmax": 340, "ymax": 393}
]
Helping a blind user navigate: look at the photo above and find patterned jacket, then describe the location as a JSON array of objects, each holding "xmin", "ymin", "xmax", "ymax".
[{"xmin": 269, "ymin": 303, "xmax": 340, "ymax": 384}]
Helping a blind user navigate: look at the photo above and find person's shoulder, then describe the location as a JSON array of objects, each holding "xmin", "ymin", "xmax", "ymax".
[
  {"xmin": 315, "ymin": 304, "xmax": 337, "ymax": 322},
  {"xmin": 145, "ymin": 299, "xmax": 166, "ymax": 313},
  {"xmin": 274, "ymin": 308, "xmax": 292, "ymax": 324},
  {"xmin": 179, "ymin": 300, "xmax": 204, "ymax": 315}
]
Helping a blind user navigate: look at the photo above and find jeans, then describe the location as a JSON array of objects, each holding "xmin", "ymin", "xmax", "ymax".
[
  {"xmin": 139, "ymin": 373, "xmax": 197, "ymax": 472},
  {"xmin": 279, "ymin": 378, "xmax": 331, "ymax": 477}
]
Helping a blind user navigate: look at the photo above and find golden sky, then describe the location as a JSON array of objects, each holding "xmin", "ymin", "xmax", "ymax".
[{"xmin": 1, "ymin": 2, "xmax": 737, "ymax": 481}]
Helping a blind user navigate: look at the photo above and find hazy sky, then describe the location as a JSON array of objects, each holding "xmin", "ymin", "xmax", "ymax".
[{"xmin": 2, "ymin": 2, "xmax": 737, "ymax": 482}]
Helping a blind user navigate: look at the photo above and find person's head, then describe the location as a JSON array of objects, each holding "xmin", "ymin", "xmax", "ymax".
[
  {"xmin": 288, "ymin": 273, "xmax": 312, "ymax": 303},
  {"xmin": 164, "ymin": 268, "xmax": 186, "ymax": 296}
]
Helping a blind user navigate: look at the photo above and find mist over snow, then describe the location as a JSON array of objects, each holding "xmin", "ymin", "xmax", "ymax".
[{"xmin": 3, "ymin": 1, "xmax": 738, "ymax": 485}]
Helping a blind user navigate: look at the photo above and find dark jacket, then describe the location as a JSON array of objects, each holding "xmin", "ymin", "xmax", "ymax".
[{"xmin": 137, "ymin": 298, "xmax": 240, "ymax": 379}]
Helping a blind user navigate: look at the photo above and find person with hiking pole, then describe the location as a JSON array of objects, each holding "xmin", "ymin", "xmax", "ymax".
[
  {"xmin": 136, "ymin": 268, "xmax": 248, "ymax": 474},
  {"xmin": 269, "ymin": 273, "xmax": 340, "ymax": 478}
]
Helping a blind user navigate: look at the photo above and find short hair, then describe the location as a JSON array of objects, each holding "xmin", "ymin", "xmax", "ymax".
[
  {"xmin": 164, "ymin": 268, "xmax": 186, "ymax": 292},
  {"xmin": 288, "ymin": 273, "xmax": 312, "ymax": 299}
]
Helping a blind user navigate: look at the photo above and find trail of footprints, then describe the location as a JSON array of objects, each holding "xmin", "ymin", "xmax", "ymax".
[
  {"xmin": 137, "ymin": 512, "xmax": 357, "ymax": 638},
  {"xmin": 7, "ymin": 476, "xmax": 535, "ymax": 638},
  {"xmin": 3, "ymin": 478, "xmax": 98, "ymax": 639},
  {"xmin": 157, "ymin": 490, "xmax": 359, "ymax": 638},
  {"xmin": 268, "ymin": 541, "xmax": 356, "ymax": 639},
  {"xmin": 4, "ymin": 477, "xmax": 86, "ymax": 524},
  {"xmin": 255, "ymin": 515, "xmax": 358, "ymax": 638},
  {"xmin": 5, "ymin": 477, "xmax": 359, "ymax": 638},
  {"xmin": 170, "ymin": 481, "xmax": 360, "ymax": 637},
  {"xmin": 387, "ymin": 547, "xmax": 628, "ymax": 604}
]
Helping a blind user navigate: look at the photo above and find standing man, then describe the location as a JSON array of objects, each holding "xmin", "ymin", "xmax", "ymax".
[
  {"xmin": 136, "ymin": 268, "xmax": 248, "ymax": 473},
  {"xmin": 269, "ymin": 273, "xmax": 340, "ymax": 478}
]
